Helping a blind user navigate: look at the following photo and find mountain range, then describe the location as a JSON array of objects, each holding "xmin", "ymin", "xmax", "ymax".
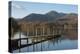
[{"xmin": 20, "ymin": 11, "xmax": 77, "ymax": 23}]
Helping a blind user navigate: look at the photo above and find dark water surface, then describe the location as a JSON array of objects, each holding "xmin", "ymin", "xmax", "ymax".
[{"xmin": 12, "ymin": 32, "xmax": 78, "ymax": 53}]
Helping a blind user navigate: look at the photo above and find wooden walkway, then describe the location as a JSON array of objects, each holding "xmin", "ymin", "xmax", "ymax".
[{"xmin": 9, "ymin": 34, "xmax": 61, "ymax": 52}]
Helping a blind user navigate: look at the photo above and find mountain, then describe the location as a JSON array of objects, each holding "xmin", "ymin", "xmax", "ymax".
[
  {"xmin": 57, "ymin": 13, "xmax": 78, "ymax": 24},
  {"xmin": 18, "ymin": 10, "xmax": 78, "ymax": 23},
  {"xmin": 22, "ymin": 11, "xmax": 67, "ymax": 22},
  {"xmin": 22, "ymin": 13, "xmax": 53, "ymax": 22},
  {"xmin": 23, "ymin": 13, "xmax": 48, "ymax": 22},
  {"xmin": 46, "ymin": 11, "xmax": 66, "ymax": 18}
]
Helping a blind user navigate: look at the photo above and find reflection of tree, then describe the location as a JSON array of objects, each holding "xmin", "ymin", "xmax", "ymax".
[
  {"xmin": 48, "ymin": 36, "xmax": 63, "ymax": 46},
  {"xmin": 47, "ymin": 23, "xmax": 54, "ymax": 34}
]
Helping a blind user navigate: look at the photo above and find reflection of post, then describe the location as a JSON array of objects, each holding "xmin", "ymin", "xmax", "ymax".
[
  {"xmin": 56, "ymin": 29, "xmax": 57, "ymax": 35},
  {"xmin": 27, "ymin": 29, "xmax": 29, "ymax": 36},
  {"xmin": 58, "ymin": 29, "xmax": 60, "ymax": 34},
  {"xmin": 19, "ymin": 30, "xmax": 21, "ymax": 52},
  {"xmin": 41, "ymin": 42, "xmax": 42, "ymax": 51},
  {"xmin": 53, "ymin": 30, "xmax": 54, "ymax": 35},
  {"xmin": 61, "ymin": 25, "xmax": 63, "ymax": 34},
  {"xmin": 43, "ymin": 27, "xmax": 45, "ymax": 36},
  {"xmin": 53, "ymin": 26, "xmax": 54, "ymax": 35},
  {"xmin": 33, "ymin": 45, "xmax": 35, "ymax": 52},
  {"xmin": 56, "ymin": 28, "xmax": 59, "ymax": 35},
  {"xmin": 33, "ymin": 26, "xmax": 34, "ymax": 36},
  {"xmin": 54, "ymin": 26, "xmax": 56, "ymax": 35},
  {"xmin": 48, "ymin": 41, "xmax": 49, "ymax": 50},
  {"xmin": 58, "ymin": 26, "xmax": 60, "ymax": 35},
  {"xmin": 36, "ymin": 28, "xmax": 37, "ymax": 36},
  {"xmin": 56, "ymin": 27, "xmax": 58, "ymax": 35},
  {"xmin": 27, "ymin": 38, "xmax": 29, "ymax": 52},
  {"xmin": 47, "ymin": 28, "xmax": 50, "ymax": 35},
  {"xmin": 63, "ymin": 24, "xmax": 65, "ymax": 34},
  {"xmin": 41, "ymin": 27, "xmax": 43, "ymax": 36},
  {"xmin": 59, "ymin": 28, "xmax": 61, "ymax": 35}
]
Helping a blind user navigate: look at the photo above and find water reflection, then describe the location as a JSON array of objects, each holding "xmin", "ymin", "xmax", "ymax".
[{"xmin": 12, "ymin": 32, "xmax": 78, "ymax": 53}]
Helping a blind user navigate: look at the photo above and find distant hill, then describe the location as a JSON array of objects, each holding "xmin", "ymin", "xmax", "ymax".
[
  {"xmin": 21, "ymin": 11, "xmax": 67, "ymax": 22},
  {"xmin": 15, "ymin": 10, "xmax": 77, "ymax": 24},
  {"xmin": 56, "ymin": 13, "xmax": 78, "ymax": 24},
  {"xmin": 22, "ymin": 13, "xmax": 51, "ymax": 22},
  {"xmin": 46, "ymin": 11, "xmax": 66, "ymax": 18}
]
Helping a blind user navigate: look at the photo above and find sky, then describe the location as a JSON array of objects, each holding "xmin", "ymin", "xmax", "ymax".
[{"xmin": 10, "ymin": 1, "xmax": 78, "ymax": 18}]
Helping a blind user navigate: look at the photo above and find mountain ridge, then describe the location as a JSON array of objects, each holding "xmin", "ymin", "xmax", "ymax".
[{"xmin": 18, "ymin": 10, "xmax": 78, "ymax": 23}]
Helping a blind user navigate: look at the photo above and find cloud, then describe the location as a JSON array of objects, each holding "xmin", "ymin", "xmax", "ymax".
[
  {"xmin": 12, "ymin": 3, "xmax": 27, "ymax": 10},
  {"xmin": 12, "ymin": 3, "xmax": 22, "ymax": 9}
]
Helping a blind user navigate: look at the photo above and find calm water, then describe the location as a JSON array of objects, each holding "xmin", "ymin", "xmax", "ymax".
[{"xmin": 12, "ymin": 32, "xmax": 78, "ymax": 53}]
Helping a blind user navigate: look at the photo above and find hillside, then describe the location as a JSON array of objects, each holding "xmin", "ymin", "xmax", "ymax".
[{"xmin": 20, "ymin": 11, "xmax": 77, "ymax": 23}]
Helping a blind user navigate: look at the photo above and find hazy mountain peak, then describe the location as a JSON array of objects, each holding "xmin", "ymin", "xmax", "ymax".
[
  {"xmin": 46, "ymin": 11, "xmax": 58, "ymax": 14},
  {"xmin": 46, "ymin": 11, "xmax": 58, "ymax": 16}
]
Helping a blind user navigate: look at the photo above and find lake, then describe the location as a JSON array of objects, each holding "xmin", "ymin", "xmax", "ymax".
[{"xmin": 11, "ymin": 32, "xmax": 78, "ymax": 53}]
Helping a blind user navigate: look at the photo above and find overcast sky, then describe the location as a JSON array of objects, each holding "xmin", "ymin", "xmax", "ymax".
[{"xmin": 11, "ymin": 1, "xmax": 78, "ymax": 18}]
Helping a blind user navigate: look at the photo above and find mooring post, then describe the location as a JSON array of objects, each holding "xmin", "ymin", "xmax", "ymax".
[
  {"xmin": 27, "ymin": 38, "xmax": 29, "ymax": 52},
  {"xmin": 19, "ymin": 30, "xmax": 21, "ymax": 52},
  {"xmin": 26, "ymin": 29, "xmax": 29, "ymax": 44}
]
